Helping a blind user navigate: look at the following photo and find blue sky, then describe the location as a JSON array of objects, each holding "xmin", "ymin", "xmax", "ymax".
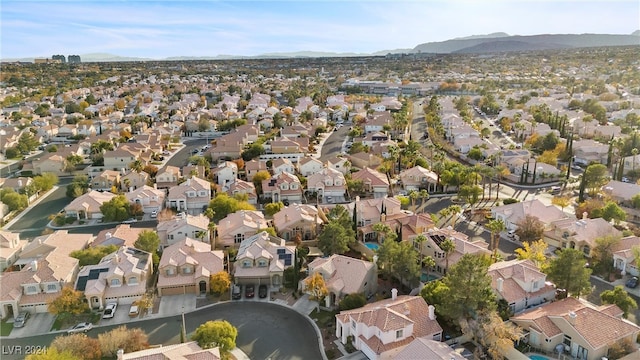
[{"xmin": 1, "ymin": 0, "xmax": 638, "ymax": 59}]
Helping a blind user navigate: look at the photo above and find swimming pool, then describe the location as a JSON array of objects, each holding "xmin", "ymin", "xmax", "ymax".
[
  {"xmin": 420, "ymin": 273, "xmax": 438, "ymax": 282},
  {"xmin": 528, "ymin": 354, "xmax": 551, "ymax": 360},
  {"xmin": 364, "ymin": 242, "xmax": 379, "ymax": 251}
]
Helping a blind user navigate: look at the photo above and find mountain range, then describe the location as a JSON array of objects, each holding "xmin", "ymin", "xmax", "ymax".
[{"xmin": 5, "ymin": 31, "xmax": 639, "ymax": 62}]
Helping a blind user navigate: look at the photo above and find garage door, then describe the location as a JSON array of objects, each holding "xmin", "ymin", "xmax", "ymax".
[{"xmin": 159, "ymin": 285, "xmax": 196, "ymax": 296}]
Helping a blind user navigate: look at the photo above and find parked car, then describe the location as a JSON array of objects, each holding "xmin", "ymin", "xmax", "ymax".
[
  {"xmin": 626, "ymin": 276, "xmax": 639, "ymax": 288},
  {"xmin": 232, "ymin": 285, "xmax": 242, "ymax": 300},
  {"xmin": 129, "ymin": 305, "xmax": 140, "ymax": 317},
  {"xmin": 122, "ymin": 218, "xmax": 137, "ymax": 224},
  {"xmin": 67, "ymin": 322, "xmax": 93, "ymax": 334},
  {"xmin": 13, "ymin": 312, "xmax": 29, "ymax": 328},
  {"xmin": 245, "ymin": 284, "xmax": 255, "ymax": 298},
  {"xmin": 259, "ymin": 284, "xmax": 268, "ymax": 299},
  {"xmin": 102, "ymin": 303, "xmax": 117, "ymax": 319},
  {"xmin": 150, "ymin": 210, "xmax": 158, "ymax": 218}
]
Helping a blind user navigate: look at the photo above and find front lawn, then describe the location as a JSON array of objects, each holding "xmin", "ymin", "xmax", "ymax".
[
  {"xmin": 51, "ymin": 312, "xmax": 101, "ymax": 331},
  {"xmin": 310, "ymin": 309, "xmax": 341, "ymax": 359},
  {"xmin": 1, "ymin": 319, "xmax": 13, "ymax": 336}
]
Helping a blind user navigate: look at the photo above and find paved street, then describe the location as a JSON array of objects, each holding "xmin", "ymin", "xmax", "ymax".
[
  {"xmin": 1, "ymin": 302, "xmax": 323, "ymax": 360},
  {"xmin": 319, "ymin": 125, "xmax": 349, "ymax": 162}
]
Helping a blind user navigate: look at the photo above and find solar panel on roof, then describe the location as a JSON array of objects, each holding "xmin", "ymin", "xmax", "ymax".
[{"xmin": 76, "ymin": 277, "xmax": 88, "ymax": 291}]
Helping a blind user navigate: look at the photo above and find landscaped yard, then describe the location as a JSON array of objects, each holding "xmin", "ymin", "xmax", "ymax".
[
  {"xmin": 51, "ymin": 312, "xmax": 101, "ymax": 331},
  {"xmin": 1, "ymin": 319, "xmax": 13, "ymax": 336},
  {"xmin": 310, "ymin": 309, "xmax": 342, "ymax": 359}
]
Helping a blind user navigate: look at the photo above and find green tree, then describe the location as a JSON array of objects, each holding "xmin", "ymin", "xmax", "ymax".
[
  {"xmin": 66, "ymin": 175, "xmax": 89, "ymax": 198},
  {"xmin": 440, "ymin": 254, "xmax": 496, "ymax": 321},
  {"xmin": 545, "ymin": 248, "xmax": 592, "ymax": 297},
  {"xmin": 134, "ymin": 230, "xmax": 160, "ymax": 265},
  {"xmin": 64, "ymin": 154, "xmax": 83, "ymax": 174},
  {"xmin": 317, "ymin": 221, "xmax": 354, "ymax": 255},
  {"xmin": 339, "ymin": 293, "xmax": 367, "ymax": 311},
  {"xmin": 0, "ymin": 189, "xmax": 28, "ymax": 211},
  {"xmin": 420, "ymin": 280, "xmax": 450, "ymax": 316},
  {"xmin": 468, "ymin": 147, "xmax": 483, "ymax": 161},
  {"xmin": 440, "ymin": 238, "xmax": 456, "ymax": 272},
  {"xmin": 32, "ymin": 172, "xmax": 59, "ymax": 193},
  {"xmin": 207, "ymin": 193, "xmax": 256, "ymax": 222},
  {"xmin": 600, "ymin": 285, "xmax": 638, "ymax": 318},
  {"xmin": 631, "ymin": 193, "xmax": 640, "ymax": 209},
  {"xmin": 251, "ymin": 170, "xmax": 271, "ymax": 196},
  {"xmin": 47, "ymin": 286, "xmax": 89, "ymax": 315},
  {"xmin": 487, "ymin": 219, "xmax": 506, "ymax": 260},
  {"xmin": 192, "ymin": 320, "xmax": 238, "ymax": 352},
  {"xmin": 591, "ymin": 235, "xmax": 621, "ymax": 276},
  {"xmin": 264, "ymin": 201, "xmax": 284, "ymax": 217},
  {"xmin": 100, "ymin": 195, "xmax": 131, "ymax": 222},
  {"xmin": 70, "ymin": 245, "xmax": 118, "ymax": 266},
  {"xmin": 600, "ymin": 201, "xmax": 626, "ymax": 224},
  {"xmin": 582, "ymin": 164, "xmax": 609, "ymax": 196},
  {"xmin": 16, "ymin": 132, "xmax": 40, "ymax": 153}
]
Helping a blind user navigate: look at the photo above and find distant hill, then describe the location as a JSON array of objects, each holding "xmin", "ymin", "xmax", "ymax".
[
  {"xmin": 633, "ymin": 30, "xmax": 640, "ymax": 36},
  {"xmin": 452, "ymin": 32, "xmax": 510, "ymax": 40},
  {"xmin": 413, "ymin": 33, "xmax": 640, "ymax": 54}
]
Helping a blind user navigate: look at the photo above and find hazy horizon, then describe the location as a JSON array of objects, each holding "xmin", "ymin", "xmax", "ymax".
[{"xmin": 2, "ymin": 0, "xmax": 639, "ymax": 59}]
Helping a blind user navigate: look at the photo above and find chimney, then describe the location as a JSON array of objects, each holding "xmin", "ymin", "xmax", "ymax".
[
  {"xmin": 18, "ymin": 179, "xmax": 23, "ymax": 187},
  {"xmin": 106, "ymin": 232, "xmax": 112, "ymax": 239},
  {"xmin": 153, "ymin": 183, "xmax": 157, "ymax": 189},
  {"xmin": 497, "ymin": 278, "xmax": 504, "ymax": 292},
  {"xmin": 30, "ymin": 260, "xmax": 38, "ymax": 272},
  {"xmin": 582, "ymin": 212, "xmax": 588, "ymax": 220},
  {"xmin": 380, "ymin": 213, "xmax": 386, "ymax": 222},
  {"xmin": 373, "ymin": 255, "xmax": 378, "ymax": 264},
  {"xmin": 115, "ymin": 253, "xmax": 120, "ymax": 263},
  {"xmin": 284, "ymin": 213, "xmax": 289, "ymax": 223},
  {"xmin": 568, "ymin": 311, "xmax": 577, "ymax": 325},
  {"xmin": 391, "ymin": 288, "xmax": 398, "ymax": 301},
  {"xmin": 117, "ymin": 349, "xmax": 124, "ymax": 360},
  {"xmin": 428, "ymin": 305, "xmax": 436, "ymax": 320}
]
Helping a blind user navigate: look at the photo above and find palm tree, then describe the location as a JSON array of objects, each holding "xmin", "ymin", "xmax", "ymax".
[
  {"xmin": 440, "ymin": 238, "xmax": 456, "ymax": 273},
  {"xmin": 422, "ymin": 256, "xmax": 436, "ymax": 282},
  {"xmin": 409, "ymin": 191, "xmax": 420, "ymax": 211},
  {"xmin": 129, "ymin": 160, "xmax": 144, "ymax": 173},
  {"xmin": 419, "ymin": 189, "xmax": 430, "ymax": 211},
  {"xmin": 413, "ymin": 234, "xmax": 427, "ymax": 267},
  {"xmin": 445, "ymin": 205, "xmax": 462, "ymax": 228},
  {"xmin": 632, "ymin": 148, "xmax": 639, "ymax": 173},
  {"xmin": 208, "ymin": 221, "xmax": 217, "ymax": 250},
  {"xmin": 487, "ymin": 219, "xmax": 506, "ymax": 261}
]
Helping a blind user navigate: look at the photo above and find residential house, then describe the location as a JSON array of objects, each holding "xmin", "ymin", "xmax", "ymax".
[
  {"xmin": 272, "ymin": 204, "xmax": 323, "ymax": 241},
  {"xmin": 120, "ymin": 170, "xmax": 149, "ymax": 192},
  {"xmin": 31, "ymin": 153, "xmax": 67, "ymax": 176},
  {"xmin": 335, "ymin": 293, "xmax": 443, "ymax": 360},
  {"xmin": 612, "ymin": 236, "xmax": 640, "ymax": 277},
  {"xmin": 602, "ymin": 180, "xmax": 640, "ymax": 207},
  {"xmin": 360, "ymin": 212, "xmax": 435, "ymax": 243},
  {"xmin": 351, "ymin": 167, "xmax": 390, "ymax": 198},
  {"xmin": 75, "ymin": 246, "xmax": 153, "ymax": 309},
  {"xmin": 269, "ymin": 136, "xmax": 308, "ymax": 155},
  {"xmin": 261, "ymin": 172, "xmax": 303, "ymax": 204},
  {"xmin": 364, "ymin": 111, "xmax": 392, "ymax": 134},
  {"xmin": 491, "ymin": 199, "xmax": 569, "ymax": 233},
  {"xmin": 103, "ymin": 147, "xmax": 139, "ymax": 171},
  {"xmin": 572, "ymin": 139, "xmax": 609, "ymax": 166},
  {"xmin": 544, "ymin": 216, "xmax": 622, "ymax": 256},
  {"xmin": 303, "ymin": 254, "xmax": 377, "ymax": 307},
  {"xmin": 227, "ymin": 179, "xmax": 258, "ymax": 205},
  {"xmin": 211, "ymin": 161, "xmax": 238, "ymax": 188},
  {"xmin": 0, "ymin": 231, "xmax": 26, "ymax": 272},
  {"xmin": 0, "ymin": 231, "xmax": 91, "ymax": 318},
  {"xmin": 245, "ymin": 159, "xmax": 268, "ymax": 181},
  {"xmin": 348, "ymin": 152, "xmax": 383, "ymax": 170},
  {"xmin": 157, "ymin": 238, "xmax": 225, "ymax": 296},
  {"xmin": 488, "ymin": 259, "xmax": 556, "ymax": 314},
  {"xmin": 394, "ymin": 338, "xmax": 466, "ymax": 360},
  {"xmin": 418, "ymin": 227, "xmax": 491, "ymax": 274},
  {"xmin": 118, "ymin": 341, "xmax": 221, "ymax": 360},
  {"xmin": 91, "ymin": 225, "xmax": 151, "ymax": 248},
  {"xmin": 208, "ymin": 135, "xmax": 243, "ymax": 161},
  {"xmin": 125, "ymin": 185, "xmax": 165, "ymax": 214},
  {"xmin": 622, "ymin": 153, "xmax": 640, "ymax": 175},
  {"xmin": 233, "ymin": 231, "xmax": 296, "ymax": 291},
  {"xmin": 157, "ymin": 213, "xmax": 210, "ymax": 249},
  {"xmin": 91, "ymin": 170, "xmax": 121, "ymax": 191},
  {"xmin": 511, "ymin": 297, "xmax": 640, "ymax": 360},
  {"xmin": 182, "ymin": 164, "xmax": 207, "ymax": 180},
  {"xmin": 166, "ymin": 177, "xmax": 211, "ymax": 215},
  {"xmin": 216, "ymin": 210, "xmax": 270, "ymax": 248},
  {"xmin": 326, "ymin": 156, "xmax": 351, "ymax": 175},
  {"xmin": 360, "ymin": 132, "xmax": 389, "ymax": 147},
  {"xmin": 307, "ymin": 167, "xmax": 347, "ymax": 203},
  {"xmin": 354, "ymin": 196, "xmax": 403, "ymax": 227},
  {"xmin": 156, "ymin": 166, "xmax": 181, "ymax": 189},
  {"xmin": 399, "ymin": 166, "xmax": 438, "ymax": 192},
  {"xmin": 271, "ymin": 158, "xmax": 296, "ymax": 176},
  {"xmin": 296, "ymin": 156, "xmax": 324, "ymax": 177},
  {"xmin": 64, "ymin": 190, "xmax": 116, "ymax": 220}
]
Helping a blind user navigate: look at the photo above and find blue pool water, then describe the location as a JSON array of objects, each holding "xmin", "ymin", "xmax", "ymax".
[
  {"xmin": 420, "ymin": 273, "xmax": 438, "ymax": 282},
  {"xmin": 528, "ymin": 355, "xmax": 550, "ymax": 360},
  {"xmin": 364, "ymin": 242, "xmax": 379, "ymax": 251}
]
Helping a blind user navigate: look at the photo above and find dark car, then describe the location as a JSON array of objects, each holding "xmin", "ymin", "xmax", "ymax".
[
  {"xmin": 245, "ymin": 284, "xmax": 255, "ymax": 298},
  {"xmin": 232, "ymin": 285, "xmax": 242, "ymax": 300},
  {"xmin": 14, "ymin": 312, "xmax": 29, "ymax": 328},
  {"xmin": 626, "ymin": 276, "xmax": 639, "ymax": 288},
  {"xmin": 259, "ymin": 284, "xmax": 268, "ymax": 298}
]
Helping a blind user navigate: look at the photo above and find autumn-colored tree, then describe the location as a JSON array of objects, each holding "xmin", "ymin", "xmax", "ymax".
[
  {"xmin": 48, "ymin": 286, "xmax": 89, "ymax": 315},
  {"xmin": 156, "ymin": 208, "xmax": 175, "ymax": 222},
  {"xmin": 514, "ymin": 240, "xmax": 548, "ymax": 269},
  {"xmin": 50, "ymin": 333, "xmax": 101, "ymax": 360},
  {"xmin": 209, "ymin": 271, "xmax": 231, "ymax": 294},
  {"xmin": 26, "ymin": 347, "xmax": 81, "ymax": 360},
  {"xmin": 460, "ymin": 309, "xmax": 523, "ymax": 360},
  {"xmin": 252, "ymin": 170, "xmax": 271, "ymax": 195},
  {"xmin": 551, "ymin": 195, "xmax": 571, "ymax": 212},
  {"xmin": 192, "ymin": 320, "xmax": 238, "ymax": 352},
  {"xmin": 98, "ymin": 326, "xmax": 149, "ymax": 357},
  {"xmin": 135, "ymin": 293, "xmax": 154, "ymax": 316},
  {"xmin": 304, "ymin": 272, "xmax": 329, "ymax": 305},
  {"xmin": 515, "ymin": 215, "xmax": 544, "ymax": 243}
]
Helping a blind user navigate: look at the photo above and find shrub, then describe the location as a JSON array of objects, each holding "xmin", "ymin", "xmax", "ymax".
[{"xmin": 502, "ymin": 198, "xmax": 519, "ymax": 205}]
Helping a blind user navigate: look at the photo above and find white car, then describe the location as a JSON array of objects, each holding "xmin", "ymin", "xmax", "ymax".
[
  {"xmin": 67, "ymin": 322, "xmax": 93, "ymax": 334},
  {"xmin": 122, "ymin": 218, "xmax": 137, "ymax": 224},
  {"xmin": 150, "ymin": 210, "xmax": 158, "ymax": 218},
  {"xmin": 102, "ymin": 303, "xmax": 117, "ymax": 319}
]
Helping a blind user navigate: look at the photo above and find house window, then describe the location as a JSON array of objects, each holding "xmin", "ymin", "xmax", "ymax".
[
  {"xmin": 47, "ymin": 284, "xmax": 57, "ymax": 292},
  {"xmin": 396, "ymin": 329, "xmax": 403, "ymax": 339},
  {"xmin": 111, "ymin": 279, "xmax": 121, "ymax": 287},
  {"xmin": 26, "ymin": 285, "xmax": 38, "ymax": 294},
  {"xmin": 291, "ymin": 184, "xmax": 298, "ymax": 190},
  {"xmin": 128, "ymin": 277, "xmax": 138, "ymax": 285},
  {"xmin": 351, "ymin": 320, "xmax": 356, "ymax": 329},
  {"xmin": 183, "ymin": 266, "xmax": 192, "ymax": 274},
  {"xmin": 258, "ymin": 260, "xmax": 267, "ymax": 267},
  {"xmin": 563, "ymin": 335, "xmax": 571, "ymax": 347},
  {"xmin": 234, "ymin": 234, "xmax": 244, "ymax": 244},
  {"xmin": 166, "ymin": 268, "xmax": 174, "ymax": 276},
  {"xmin": 243, "ymin": 260, "xmax": 252, "ymax": 268}
]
